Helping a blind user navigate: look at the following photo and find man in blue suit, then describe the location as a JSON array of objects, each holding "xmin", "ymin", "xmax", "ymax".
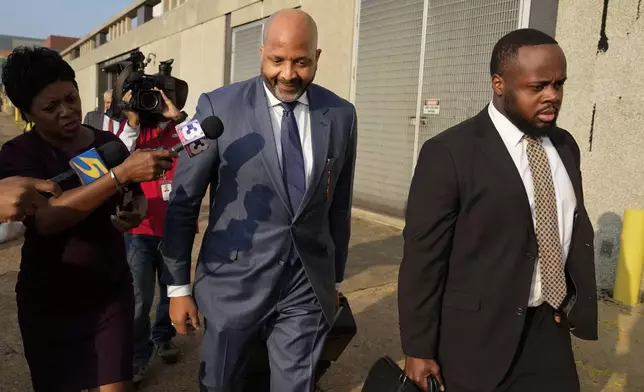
[{"xmin": 161, "ymin": 8, "xmax": 357, "ymax": 392}]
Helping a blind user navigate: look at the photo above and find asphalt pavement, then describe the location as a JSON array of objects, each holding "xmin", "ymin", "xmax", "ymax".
[{"xmin": 0, "ymin": 113, "xmax": 642, "ymax": 391}]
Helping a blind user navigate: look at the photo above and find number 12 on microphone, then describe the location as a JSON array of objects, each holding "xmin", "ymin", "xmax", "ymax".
[
  {"xmin": 69, "ymin": 148, "xmax": 109, "ymax": 185},
  {"xmin": 176, "ymin": 119, "xmax": 205, "ymax": 144}
]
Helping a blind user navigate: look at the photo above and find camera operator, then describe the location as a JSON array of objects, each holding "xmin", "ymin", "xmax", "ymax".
[{"xmin": 119, "ymin": 85, "xmax": 187, "ymax": 384}]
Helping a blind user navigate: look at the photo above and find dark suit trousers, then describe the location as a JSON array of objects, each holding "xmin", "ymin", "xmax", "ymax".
[
  {"xmin": 198, "ymin": 261, "xmax": 330, "ymax": 392},
  {"xmin": 447, "ymin": 304, "xmax": 579, "ymax": 392}
]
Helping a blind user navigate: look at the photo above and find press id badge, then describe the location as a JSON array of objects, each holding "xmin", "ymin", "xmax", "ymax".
[{"xmin": 160, "ymin": 180, "xmax": 172, "ymax": 202}]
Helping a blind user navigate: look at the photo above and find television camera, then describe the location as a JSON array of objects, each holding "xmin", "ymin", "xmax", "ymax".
[{"xmin": 109, "ymin": 50, "xmax": 188, "ymax": 119}]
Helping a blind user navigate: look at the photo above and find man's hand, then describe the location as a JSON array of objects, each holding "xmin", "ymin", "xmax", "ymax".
[
  {"xmin": 404, "ymin": 356, "xmax": 445, "ymax": 391},
  {"xmin": 0, "ymin": 177, "xmax": 61, "ymax": 222},
  {"xmin": 170, "ymin": 296, "xmax": 201, "ymax": 335},
  {"xmin": 110, "ymin": 195, "xmax": 147, "ymax": 232},
  {"xmin": 110, "ymin": 210, "xmax": 143, "ymax": 232},
  {"xmin": 154, "ymin": 88, "xmax": 182, "ymax": 122}
]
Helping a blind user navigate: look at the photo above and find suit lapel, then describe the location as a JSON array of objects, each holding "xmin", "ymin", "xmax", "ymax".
[
  {"xmin": 478, "ymin": 107, "xmax": 583, "ymax": 235},
  {"xmin": 476, "ymin": 108, "xmax": 534, "ymax": 227},
  {"xmin": 294, "ymin": 86, "xmax": 330, "ymax": 220},
  {"xmin": 244, "ymin": 77, "xmax": 292, "ymax": 216},
  {"xmin": 551, "ymin": 131, "xmax": 583, "ymax": 210}
]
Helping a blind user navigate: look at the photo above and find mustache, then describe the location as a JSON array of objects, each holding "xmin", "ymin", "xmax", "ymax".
[
  {"xmin": 274, "ymin": 78, "xmax": 302, "ymax": 86},
  {"xmin": 537, "ymin": 106, "xmax": 558, "ymax": 115}
]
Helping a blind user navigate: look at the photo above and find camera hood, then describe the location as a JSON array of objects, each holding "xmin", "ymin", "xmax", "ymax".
[
  {"xmin": 108, "ymin": 61, "xmax": 136, "ymax": 119},
  {"xmin": 108, "ymin": 54, "xmax": 189, "ymax": 120}
]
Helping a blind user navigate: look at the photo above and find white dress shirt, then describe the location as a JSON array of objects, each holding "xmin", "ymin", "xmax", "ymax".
[
  {"xmin": 167, "ymin": 84, "xmax": 314, "ymax": 297},
  {"xmin": 487, "ymin": 102, "xmax": 577, "ymax": 307},
  {"xmin": 263, "ymin": 83, "xmax": 314, "ymax": 186},
  {"xmin": 102, "ymin": 114, "xmax": 139, "ymax": 152}
]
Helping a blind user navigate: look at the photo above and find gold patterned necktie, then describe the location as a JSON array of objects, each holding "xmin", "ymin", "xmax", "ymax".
[{"xmin": 525, "ymin": 135, "xmax": 567, "ymax": 309}]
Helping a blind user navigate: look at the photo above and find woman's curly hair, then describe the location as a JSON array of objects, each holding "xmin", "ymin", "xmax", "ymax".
[{"xmin": 1, "ymin": 46, "xmax": 77, "ymax": 118}]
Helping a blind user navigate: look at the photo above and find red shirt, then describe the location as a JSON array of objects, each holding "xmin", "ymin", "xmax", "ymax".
[{"xmin": 129, "ymin": 123, "xmax": 180, "ymax": 237}]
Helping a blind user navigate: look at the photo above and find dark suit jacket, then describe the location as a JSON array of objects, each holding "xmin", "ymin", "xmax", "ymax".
[
  {"xmin": 398, "ymin": 107, "xmax": 597, "ymax": 391},
  {"xmin": 83, "ymin": 110, "xmax": 104, "ymax": 130},
  {"xmin": 162, "ymin": 77, "xmax": 357, "ymax": 329}
]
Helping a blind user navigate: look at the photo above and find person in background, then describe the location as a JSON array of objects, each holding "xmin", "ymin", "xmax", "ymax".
[
  {"xmin": 83, "ymin": 89, "xmax": 116, "ymax": 130},
  {"xmin": 83, "ymin": 89, "xmax": 139, "ymax": 151},
  {"xmin": 399, "ymin": 29, "xmax": 597, "ymax": 392},
  {"xmin": 0, "ymin": 46, "xmax": 176, "ymax": 392},
  {"xmin": 0, "ymin": 177, "xmax": 61, "ymax": 222},
  {"xmin": 120, "ymin": 86, "xmax": 188, "ymax": 384}
]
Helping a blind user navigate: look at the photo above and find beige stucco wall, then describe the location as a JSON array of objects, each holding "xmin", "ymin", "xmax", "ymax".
[
  {"xmin": 67, "ymin": 0, "xmax": 357, "ymax": 119},
  {"xmin": 137, "ymin": 15, "xmax": 228, "ymax": 115},
  {"xmin": 302, "ymin": 0, "xmax": 356, "ymax": 100},
  {"xmin": 75, "ymin": 65, "xmax": 98, "ymax": 114},
  {"xmin": 556, "ymin": 0, "xmax": 644, "ymax": 292}
]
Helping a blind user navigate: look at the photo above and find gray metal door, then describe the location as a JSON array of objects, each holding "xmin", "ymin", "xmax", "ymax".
[
  {"xmin": 417, "ymin": 0, "xmax": 521, "ymax": 148},
  {"xmin": 231, "ymin": 19, "xmax": 265, "ymax": 83},
  {"xmin": 352, "ymin": 0, "xmax": 425, "ymax": 217},
  {"xmin": 352, "ymin": 0, "xmax": 524, "ymax": 217}
]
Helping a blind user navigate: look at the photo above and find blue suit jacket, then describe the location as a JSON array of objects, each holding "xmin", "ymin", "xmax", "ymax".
[{"xmin": 162, "ymin": 76, "xmax": 357, "ymax": 329}]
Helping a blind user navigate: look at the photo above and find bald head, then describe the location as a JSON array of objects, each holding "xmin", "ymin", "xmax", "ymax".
[
  {"xmin": 260, "ymin": 9, "xmax": 322, "ymax": 103},
  {"xmin": 263, "ymin": 9, "xmax": 318, "ymax": 49}
]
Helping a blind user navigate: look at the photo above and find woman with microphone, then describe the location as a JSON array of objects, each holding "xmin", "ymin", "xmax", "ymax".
[{"xmin": 0, "ymin": 46, "xmax": 177, "ymax": 392}]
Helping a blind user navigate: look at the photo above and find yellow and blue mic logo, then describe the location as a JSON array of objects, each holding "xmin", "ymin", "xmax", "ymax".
[{"xmin": 69, "ymin": 148, "xmax": 109, "ymax": 185}]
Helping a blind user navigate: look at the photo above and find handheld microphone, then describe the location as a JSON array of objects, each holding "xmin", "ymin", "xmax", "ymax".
[
  {"xmin": 170, "ymin": 115, "xmax": 224, "ymax": 157},
  {"xmin": 50, "ymin": 141, "xmax": 130, "ymax": 185}
]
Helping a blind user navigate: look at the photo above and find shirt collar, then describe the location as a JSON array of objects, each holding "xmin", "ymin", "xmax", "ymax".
[
  {"xmin": 487, "ymin": 100, "xmax": 525, "ymax": 147},
  {"xmin": 263, "ymin": 81, "xmax": 309, "ymax": 108}
]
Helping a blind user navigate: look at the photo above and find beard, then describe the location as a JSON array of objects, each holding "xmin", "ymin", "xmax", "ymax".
[
  {"xmin": 261, "ymin": 67, "xmax": 315, "ymax": 103},
  {"xmin": 503, "ymin": 92, "xmax": 557, "ymax": 138}
]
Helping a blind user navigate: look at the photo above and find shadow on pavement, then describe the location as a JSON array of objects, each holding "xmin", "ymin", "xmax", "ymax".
[
  {"xmin": 595, "ymin": 212, "xmax": 622, "ymax": 297},
  {"xmin": 574, "ymin": 301, "xmax": 644, "ymax": 392},
  {"xmin": 574, "ymin": 211, "xmax": 644, "ymax": 392},
  {"xmin": 319, "ymin": 228, "xmax": 403, "ymax": 392}
]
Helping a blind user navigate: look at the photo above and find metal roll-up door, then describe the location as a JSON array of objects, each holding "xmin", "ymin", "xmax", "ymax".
[
  {"xmin": 231, "ymin": 19, "xmax": 266, "ymax": 83},
  {"xmin": 417, "ymin": 0, "xmax": 521, "ymax": 145},
  {"xmin": 352, "ymin": 0, "xmax": 526, "ymax": 217},
  {"xmin": 352, "ymin": 0, "xmax": 425, "ymax": 217}
]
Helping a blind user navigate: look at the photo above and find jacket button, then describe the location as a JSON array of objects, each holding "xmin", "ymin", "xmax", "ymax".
[
  {"xmin": 526, "ymin": 253, "xmax": 534, "ymax": 260},
  {"xmin": 278, "ymin": 260, "xmax": 285, "ymax": 266},
  {"xmin": 517, "ymin": 307, "xmax": 525, "ymax": 316}
]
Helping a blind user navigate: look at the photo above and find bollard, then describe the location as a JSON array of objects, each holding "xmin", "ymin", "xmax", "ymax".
[
  {"xmin": 613, "ymin": 209, "xmax": 644, "ymax": 305},
  {"xmin": 14, "ymin": 107, "xmax": 19, "ymax": 123}
]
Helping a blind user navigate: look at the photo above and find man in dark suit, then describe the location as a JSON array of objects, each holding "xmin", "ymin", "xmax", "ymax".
[
  {"xmin": 83, "ymin": 89, "xmax": 113, "ymax": 130},
  {"xmin": 161, "ymin": 8, "xmax": 357, "ymax": 391},
  {"xmin": 398, "ymin": 29, "xmax": 598, "ymax": 392}
]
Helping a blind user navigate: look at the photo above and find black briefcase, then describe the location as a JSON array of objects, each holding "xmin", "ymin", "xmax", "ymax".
[
  {"xmin": 242, "ymin": 294, "xmax": 357, "ymax": 391},
  {"xmin": 362, "ymin": 356, "xmax": 440, "ymax": 392},
  {"xmin": 321, "ymin": 294, "xmax": 358, "ymax": 361}
]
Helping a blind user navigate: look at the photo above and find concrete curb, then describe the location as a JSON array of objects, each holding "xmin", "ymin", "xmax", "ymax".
[{"xmin": 352, "ymin": 207, "xmax": 404, "ymax": 230}]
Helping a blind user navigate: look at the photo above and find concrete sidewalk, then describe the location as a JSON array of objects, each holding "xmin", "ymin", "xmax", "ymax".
[{"xmin": 0, "ymin": 215, "xmax": 643, "ymax": 391}]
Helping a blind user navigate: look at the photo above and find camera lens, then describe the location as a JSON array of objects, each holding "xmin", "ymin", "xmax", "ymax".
[{"xmin": 139, "ymin": 91, "xmax": 159, "ymax": 111}]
